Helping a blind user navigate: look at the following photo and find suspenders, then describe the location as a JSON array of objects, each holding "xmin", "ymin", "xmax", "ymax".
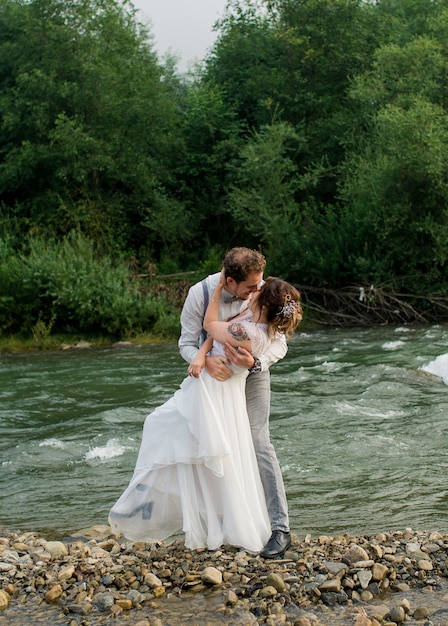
[{"xmin": 200, "ymin": 278, "xmax": 209, "ymax": 344}]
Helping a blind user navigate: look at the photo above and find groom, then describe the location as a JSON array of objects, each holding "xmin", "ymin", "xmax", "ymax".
[{"xmin": 178, "ymin": 247, "xmax": 291, "ymax": 558}]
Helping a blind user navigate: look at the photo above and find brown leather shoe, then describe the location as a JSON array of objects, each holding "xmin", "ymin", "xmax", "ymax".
[{"xmin": 260, "ymin": 530, "xmax": 291, "ymax": 559}]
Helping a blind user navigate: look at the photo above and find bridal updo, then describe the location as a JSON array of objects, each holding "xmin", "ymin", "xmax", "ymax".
[{"xmin": 257, "ymin": 277, "xmax": 302, "ymax": 339}]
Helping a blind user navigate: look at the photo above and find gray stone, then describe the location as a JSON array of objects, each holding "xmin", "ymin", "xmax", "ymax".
[
  {"xmin": 323, "ymin": 561, "xmax": 347, "ymax": 575},
  {"xmin": 66, "ymin": 603, "xmax": 93, "ymax": 615},
  {"xmin": 321, "ymin": 590, "xmax": 348, "ymax": 605},
  {"xmin": 144, "ymin": 572, "xmax": 163, "ymax": 588},
  {"xmin": 423, "ymin": 542, "xmax": 440, "ymax": 553},
  {"xmin": 389, "ymin": 605, "xmax": 406, "ymax": 623},
  {"xmin": 0, "ymin": 563, "xmax": 15, "ymax": 572},
  {"xmin": 126, "ymin": 589, "xmax": 146, "ymax": 606},
  {"xmin": 405, "ymin": 543, "xmax": 427, "ymax": 561},
  {"xmin": 366, "ymin": 582, "xmax": 380, "ymax": 595},
  {"xmin": 346, "ymin": 544, "xmax": 370, "ymax": 563},
  {"xmin": 356, "ymin": 569, "xmax": 372, "ymax": 589},
  {"xmin": 94, "ymin": 592, "xmax": 115, "ymax": 611}
]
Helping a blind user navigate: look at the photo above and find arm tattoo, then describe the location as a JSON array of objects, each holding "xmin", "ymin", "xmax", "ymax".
[{"xmin": 227, "ymin": 321, "xmax": 249, "ymax": 342}]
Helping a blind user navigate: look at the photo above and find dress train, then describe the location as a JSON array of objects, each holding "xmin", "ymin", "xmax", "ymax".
[{"xmin": 109, "ymin": 369, "xmax": 271, "ymax": 552}]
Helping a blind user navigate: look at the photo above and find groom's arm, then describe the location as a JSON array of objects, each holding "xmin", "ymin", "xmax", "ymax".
[
  {"xmin": 224, "ymin": 332, "xmax": 288, "ymax": 371},
  {"xmin": 178, "ymin": 275, "xmax": 236, "ymax": 380},
  {"xmin": 178, "ymin": 280, "xmax": 204, "ymax": 364},
  {"xmin": 257, "ymin": 333, "xmax": 288, "ymax": 371}
]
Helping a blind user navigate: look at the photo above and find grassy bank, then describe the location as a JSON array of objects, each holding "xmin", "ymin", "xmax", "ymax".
[{"xmin": 0, "ymin": 330, "xmax": 176, "ymax": 354}]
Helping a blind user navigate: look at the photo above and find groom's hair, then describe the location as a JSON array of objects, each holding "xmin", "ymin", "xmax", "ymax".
[{"xmin": 223, "ymin": 247, "xmax": 266, "ymax": 283}]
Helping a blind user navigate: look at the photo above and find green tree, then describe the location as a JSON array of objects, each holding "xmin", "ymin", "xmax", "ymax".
[
  {"xmin": 207, "ymin": 0, "xmax": 380, "ymax": 202},
  {"xmin": 0, "ymin": 0, "xmax": 184, "ymax": 259},
  {"xmin": 227, "ymin": 121, "xmax": 308, "ymax": 277},
  {"xmin": 172, "ymin": 79, "xmax": 243, "ymax": 262},
  {"xmin": 336, "ymin": 20, "xmax": 448, "ymax": 291},
  {"xmin": 340, "ymin": 98, "xmax": 448, "ymax": 288},
  {"xmin": 205, "ymin": 1, "xmax": 283, "ymax": 130}
]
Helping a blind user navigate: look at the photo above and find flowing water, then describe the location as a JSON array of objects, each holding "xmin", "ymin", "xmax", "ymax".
[{"xmin": 1, "ymin": 323, "xmax": 448, "ymax": 540}]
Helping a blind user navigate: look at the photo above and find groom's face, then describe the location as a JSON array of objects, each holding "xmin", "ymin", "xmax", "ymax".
[{"xmin": 226, "ymin": 271, "xmax": 263, "ymax": 300}]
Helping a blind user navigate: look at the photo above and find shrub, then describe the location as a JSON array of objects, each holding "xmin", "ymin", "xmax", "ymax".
[{"xmin": 0, "ymin": 233, "xmax": 170, "ymax": 337}]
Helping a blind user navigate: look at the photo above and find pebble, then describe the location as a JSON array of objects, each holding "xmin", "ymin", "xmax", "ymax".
[
  {"xmin": 44, "ymin": 584, "xmax": 62, "ymax": 603},
  {"xmin": 94, "ymin": 593, "xmax": 112, "ymax": 611},
  {"xmin": 200, "ymin": 565, "xmax": 222, "ymax": 584},
  {"xmin": 388, "ymin": 605, "xmax": 406, "ymax": 623},
  {"xmin": 356, "ymin": 569, "xmax": 372, "ymax": 589},
  {"xmin": 266, "ymin": 572, "xmax": 287, "ymax": 591},
  {"xmin": 0, "ymin": 526, "xmax": 446, "ymax": 624},
  {"xmin": 413, "ymin": 605, "xmax": 430, "ymax": 619},
  {"xmin": 0, "ymin": 590, "xmax": 10, "ymax": 610},
  {"xmin": 43, "ymin": 541, "xmax": 67, "ymax": 557},
  {"xmin": 144, "ymin": 572, "xmax": 162, "ymax": 587}
]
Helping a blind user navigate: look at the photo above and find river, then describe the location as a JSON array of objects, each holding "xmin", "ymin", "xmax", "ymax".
[{"xmin": 1, "ymin": 323, "xmax": 448, "ymax": 539}]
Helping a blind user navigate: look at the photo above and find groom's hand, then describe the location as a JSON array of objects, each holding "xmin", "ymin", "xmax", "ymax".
[
  {"xmin": 224, "ymin": 344, "xmax": 254, "ymax": 369},
  {"xmin": 205, "ymin": 355, "xmax": 233, "ymax": 381}
]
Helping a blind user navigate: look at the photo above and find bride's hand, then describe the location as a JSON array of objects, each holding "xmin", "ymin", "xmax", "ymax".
[
  {"xmin": 188, "ymin": 355, "xmax": 205, "ymax": 378},
  {"xmin": 218, "ymin": 268, "xmax": 227, "ymax": 288}
]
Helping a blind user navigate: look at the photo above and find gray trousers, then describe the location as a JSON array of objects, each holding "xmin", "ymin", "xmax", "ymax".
[{"xmin": 245, "ymin": 370, "xmax": 289, "ymax": 532}]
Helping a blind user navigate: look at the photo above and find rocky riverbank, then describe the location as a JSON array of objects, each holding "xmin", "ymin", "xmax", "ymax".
[{"xmin": 1, "ymin": 525, "xmax": 448, "ymax": 625}]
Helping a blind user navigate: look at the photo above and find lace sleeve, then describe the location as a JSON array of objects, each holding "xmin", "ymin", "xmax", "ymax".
[{"xmin": 241, "ymin": 321, "xmax": 270, "ymax": 358}]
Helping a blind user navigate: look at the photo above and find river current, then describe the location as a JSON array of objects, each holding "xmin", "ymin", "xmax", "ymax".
[{"xmin": 1, "ymin": 323, "xmax": 448, "ymax": 540}]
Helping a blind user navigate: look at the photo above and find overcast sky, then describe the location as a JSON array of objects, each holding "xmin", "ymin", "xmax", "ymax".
[{"xmin": 132, "ymin": 0, "xmax": 228, "ymax": 70}]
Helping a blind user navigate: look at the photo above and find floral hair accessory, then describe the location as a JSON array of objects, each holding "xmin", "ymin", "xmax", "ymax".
[{"xmin": 278, "ymin": 299, "xmax": 300, "ymax": 319}]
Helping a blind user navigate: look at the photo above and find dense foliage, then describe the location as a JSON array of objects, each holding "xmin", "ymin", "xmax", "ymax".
[
  {"xmin": 2, "ymin": 0, "xmax": 448, "ymax": 337},
  {"xmin": 0, "ymin": 233, "xmax": 180, "ymax": 337}
]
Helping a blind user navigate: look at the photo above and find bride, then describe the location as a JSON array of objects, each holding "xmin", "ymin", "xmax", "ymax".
[{"xmin": 109, "ymin": 271, "xmax": 302, "ymax": 552}]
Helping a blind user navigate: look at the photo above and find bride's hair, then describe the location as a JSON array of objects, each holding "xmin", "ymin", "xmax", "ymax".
[{"xmin": 257, "ymin": 277, "xmax": 302, "ymax": 339}]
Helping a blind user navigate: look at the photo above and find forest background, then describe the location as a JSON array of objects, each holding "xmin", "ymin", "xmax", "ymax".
[{"xmin": 2, "ymin": 0, "xmax": 448, "ymax": 349}]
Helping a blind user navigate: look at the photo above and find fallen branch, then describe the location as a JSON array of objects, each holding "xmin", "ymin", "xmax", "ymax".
[{"xmin": 298, "ymin": 284, "xmax": 446, "ymax": 326}]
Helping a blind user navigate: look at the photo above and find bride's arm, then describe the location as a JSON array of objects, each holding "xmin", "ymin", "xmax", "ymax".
[
  {"xmin": 204, "ymin": 271, "xmax": 253, "ymax": 352},
  {"xmin": 188, "ymin": 336, "xmax": 213, "ymax": 378}
]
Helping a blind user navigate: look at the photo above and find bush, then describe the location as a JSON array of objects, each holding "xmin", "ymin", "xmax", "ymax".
[{"xmin": 0, "ymin": 233, "xmax": 170, "ymax": 337}]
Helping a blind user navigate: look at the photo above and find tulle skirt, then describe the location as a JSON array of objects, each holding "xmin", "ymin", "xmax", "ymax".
[{"xmin": 109, "ymin": 370, "xmax": 270, "ymax": 552}]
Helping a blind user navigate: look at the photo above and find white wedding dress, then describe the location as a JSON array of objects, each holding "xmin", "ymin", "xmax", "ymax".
[{"xmin": 109, "ymin": 314, "xmax": 271, "ymax": 552}]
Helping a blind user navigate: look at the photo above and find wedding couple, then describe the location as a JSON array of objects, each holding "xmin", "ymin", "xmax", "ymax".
[{"xmin": 109, "ymin": 247, "xmax": 302, "ymax": 558}]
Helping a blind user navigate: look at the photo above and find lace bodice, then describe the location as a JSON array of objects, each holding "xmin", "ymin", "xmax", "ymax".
[{"xmin": 210, "ymin": 311, "xmax": 270, "ymax": 362}]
